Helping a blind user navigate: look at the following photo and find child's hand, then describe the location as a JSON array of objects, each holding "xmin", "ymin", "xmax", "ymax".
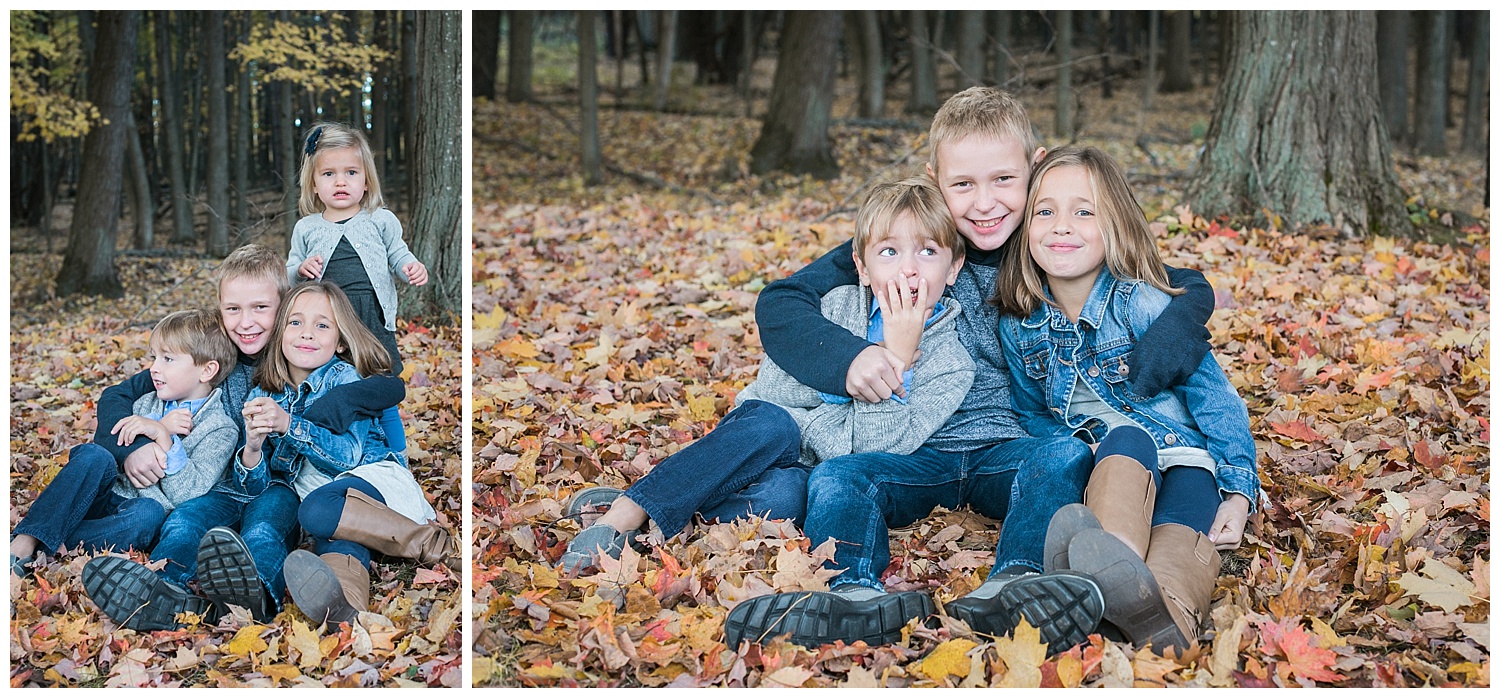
[
  {"xmin": 112, "ymin": 416, "xmax": 172, "ymax": 451},
  {"xmin": 242, "ymin": 397, "xmax": 291, "ymax": 435},
  {"xmin": 123, "ymin": 443, "xmax": 167, "ymax": 488},
  {"xmin": 877, "ymin": 273, "xmax": 930, "ymax": 369},
  {"xmin": 1208, "ymin": 494, "xmax": 1252, "ymax": 550},
  {"xmin": 846, "ymin": 346, "xmax": 908, "ymax": 403},
  {"xmin": 159, "ymin": 408, "xmax": 194, "ymax": 437},
  {"xmin": 298, "ymin": 255, "xmax": 325, "ymax": 280},
  {"xmin": 403, "ymin": 261, "xmax": 429, "ymax": 286}
]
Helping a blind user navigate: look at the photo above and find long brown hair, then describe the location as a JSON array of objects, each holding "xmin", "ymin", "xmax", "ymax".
[
  {"xmin": 254, "ymin": 281, "xmax": 391, "ymax": 392},
  {"xmin": 991, "ymin": 146, "xmax": 1181, "ymax": 317}
]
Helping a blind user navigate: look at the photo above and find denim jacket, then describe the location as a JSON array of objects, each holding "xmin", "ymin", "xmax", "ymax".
[
  {"xmin": 998, "ymin": 267, "xmax": 1260, "ymax": 510},
  {"xmin": 233, "ymin": 358, "xmax": 400, "ymax": 497}
]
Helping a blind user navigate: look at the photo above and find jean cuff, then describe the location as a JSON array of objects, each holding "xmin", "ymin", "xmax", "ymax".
[
  {"xmin": 990, "ymin": 559, "xmax": 1042, "ymax": 577},
  {"xmin": 828, "ymin": 574, "xmax": 884, "ymax": 593}
]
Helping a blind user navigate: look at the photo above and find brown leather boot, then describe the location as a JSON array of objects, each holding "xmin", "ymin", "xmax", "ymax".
[
  {"xmin": 284, "ymin": 550, "xmax": 369, "ymax": 626},
  {"xmin": 1084, "ymin": 454, "xmax": 1157, "ymax": 558},
  {"xmin": 332, "ymin": 489, "xmax": 457, "ymax": 568},
  {"xmin": 1143, "ymin": 523, "xmax": 1220, "ymax": 651}
]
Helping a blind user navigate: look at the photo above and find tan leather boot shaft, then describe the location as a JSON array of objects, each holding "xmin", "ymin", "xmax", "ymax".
[
  {"xmin": 1083, "ymin": 455, "xmax": 1157, "ymax": 558},
  {"xmin": 1142, "ymin": 524, "xmax": 1220, "ymax": 647},
  {"xmin": 332, "ymin": 489, "xmax": 456, "ymax": 567},
  {"xmin": 322, "ymin": 552, "xmax": 371, "ymax": 611}
]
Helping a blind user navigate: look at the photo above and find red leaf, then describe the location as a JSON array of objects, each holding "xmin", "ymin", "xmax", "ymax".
[{"xmin": 1269, "ymin": 420, "xmax": 1323, "ymax": 443}]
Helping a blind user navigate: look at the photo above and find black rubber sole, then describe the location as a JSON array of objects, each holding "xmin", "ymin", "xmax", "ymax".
[
  {"xmin": 947, "ymin": 572, "xmax": 1105, "ymax": 653},
  {"xmin": 723, "ymin": 591, "xmax": 935, "ymax": 649},
  {"xmin": 1066, "ymin": 529, "xmax": 1189, "ymax": 652},
  {"xmin": 284, "ymin": 550, "xmax": 360, "ymax": 626},
  {"xmin": 196, "ymin": 527, "xmax": 271, "ymax": 621},
  {"xmin": 82, "ymin": 556, "xmax": 215, "ymax": 631},
  {"xmin": 1043, "ymin": 503, "xmax": 1102, "ymax": 573}
]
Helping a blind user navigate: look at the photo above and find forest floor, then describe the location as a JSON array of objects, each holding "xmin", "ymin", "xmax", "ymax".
[
  {"xmin": 471, "ymin": 53, "xmax": 1489, "ymax": 688},
  {"xmin": 8, "ymin": 228, "xmax": 464, "ymax": 686}
]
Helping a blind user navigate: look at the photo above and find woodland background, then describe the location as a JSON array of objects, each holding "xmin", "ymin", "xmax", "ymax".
[
  {"xmin": 472, "ymin": 10, "xmax": 1489, "ymax": 688},
  {"xmin": 10, "ymin": 10, "xmax": 463, "ymax": 687}
]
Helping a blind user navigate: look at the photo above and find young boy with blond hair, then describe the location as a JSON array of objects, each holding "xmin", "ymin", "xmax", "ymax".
[
  {"xmin": 728, "ymin": 87, "xmax": 1218, "ymax": 651},
  {"xmin": 11, "ymin": 310, "xmax": 239, "ymax": 575}
]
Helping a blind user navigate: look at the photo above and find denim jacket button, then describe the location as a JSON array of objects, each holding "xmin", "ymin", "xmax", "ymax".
[
  {"xmin": 1122, "ymin": 405, "xmax": 1133, "ymax": 412},
  {"xmin": 1052, "ymin": 407, "xmax": 1063, "ymax": 414},
  {"xmin": 1088, "ymin": 366, "xmax": 1100, "ymax": 377},
  {"xmin": 1164, "ymin": 433, "xmax": 1177, "ymax": 445},
  {"xmin": 1119, "ymin": 364, "xmax": 1129, "ymax": 375}
]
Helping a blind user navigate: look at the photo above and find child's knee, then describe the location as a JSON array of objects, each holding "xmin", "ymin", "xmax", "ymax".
[
  {"xmin": 1096, "ymin": 426, "xmax": 1156, "ymax": 465},
  {"xmin": 67, "ymin": 443, "xmax": 116, "ymax": 476}
]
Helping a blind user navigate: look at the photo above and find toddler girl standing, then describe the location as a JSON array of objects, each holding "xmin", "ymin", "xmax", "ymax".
[
  {"xmin": 239, "ymin": 282, "xmax": 452, "ymax": 627},
  {"xmin": 287, "ymin": 122, "xmax": 426, "ymax": 452},
  {"xmin": 992, "ymin": 146, "xmax": 1259, "ymax": 653}
]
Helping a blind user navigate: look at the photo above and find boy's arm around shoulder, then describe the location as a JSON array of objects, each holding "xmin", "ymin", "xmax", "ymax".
[
  {"xmin": 157, "ymin": 394, "xmax": 240, "ymax": 506},
  {"xmin": 302, "ymin": 373, "xmax": 405, "ymax": 433},
  {"xmin": 754, "ymin": 239, "xmax": 869, "ymax": 396},
  {"xmin": 1128, "ymin": 266, "xmax": 1215, "ymax": 398},
  {"xmin": 846, "ymin": 301, "xmax": 975, "ymax": 455},
  {"xmin": 93, "ymin": 368, "xmax": 156, "ymax": 465},
  {"xmin": 373, "ymin": 208, "xmax": 420, "ymax": 280}
]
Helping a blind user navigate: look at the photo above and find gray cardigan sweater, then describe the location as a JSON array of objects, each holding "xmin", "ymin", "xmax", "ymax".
[
  {"xmin": 736, "ymin": 284, "xmax": 975, "ymax": 466},
  {"xmin": 111, "ymin": 387, "xmax": 239, "ymax": 511},
  {"xmin": 286, "ymin": 208, "xmax": 420, "ymax": 331}
]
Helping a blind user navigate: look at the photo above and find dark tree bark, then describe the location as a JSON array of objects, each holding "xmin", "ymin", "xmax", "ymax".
[
  {"xmin": 1414, "ymin": 10, "xmax": 1454, "ymax": 156},
  {"xmin": 278, "ymin": 11, "xmax": 298, "ymax": 233},
  {"xmin": 1377, "ymin": 10, "xmax": 1410, "ymax": 144},
  {"xmin": 473, "ymin": 10, "xmax": 500, "ymax": 100},
  {"xmin": 1056, "ymin": 9, "xmax": 1074, "ymax": 139},
  {"xmin": 125, "ymin": 113, "xmax": 154, "ymax": 248},
  {"xmin": 1187, "ymin": 12, "xmax": 1411, "ymax": 238},
  {"xmin": 401, "ymin": 10, "xmax": 418, "ymax": 205},
  {"xmin": 1460, "ymin": 11, "xmax": 1487, "ymax": 155},
  {"xmin": 231, "ymin": 11, "xmax": 250, "ymax": 231},
  {"xmin": 156, "ymin": 11, "xmax": 194, "ymax": 243},
  {"xmin": 205, "ymin": 10, "xmax": 230, "ymax": 256},
  {"xmin": 372, "ymin": 10, "xmax": 392, "ymax": 177},
  {"xmin": 402, "ymin": 10, "xmax": 462, "ymax": 321},
  {"xmin": 955, "ymin": 10, "xmax": 984, "ymax": 88},
  {"xmin": 989, "ymin": 11, "xmax": 1012, "ymax": 87},
  {"xmin": 850, "ymin": 11, "xmax": 884, "ymax": 119},
  {"xmin": 654, "ymin": 10, "xmax": 678, "ymax": 111},
  {"xmin": 1161, "ymin": 10, "xmax": 1193, "ymax": 93},
  {"xmin": 57, "ymin": 11, "xmax": 138, "ymax": 297},
  {"xmin": 579, "ymin": 11, "xmax": 602, "ymax": 184},
  {"xmin": 507, "ymin": 11, "xmax": 536, "ymax": 103},
  {"xmin": 749, "ymin": 11, "xmax": 842, "ymax": 179},
  {"xmin": 907, "ymin": 11, "xmax": 938, "ymax": 114},
  {"xmin": 1098, "ymin": 10, "xmax": 1115, "ymax": 99}
]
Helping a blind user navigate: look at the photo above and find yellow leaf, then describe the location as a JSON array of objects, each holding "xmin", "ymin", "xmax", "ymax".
[
  {"xmin": 1309, "ymin": 616, "xmax": 1346, "ymax": 647},
  {"xmin": 761, "ymin": 665, "xmax": 815, "ymax": 687},
  {"xmin": 1055, "ymin": 652, "xmax": 1084, "ymax": 688},
  {"xmin": 1394, "ymin": 559, "xmax": 1479, "ymax": 612},
  {"xmin": 993, "ymin": 617, "xmax": 1047, "ymax": 687},
  {"xmin": 687, "ymin": 393, "xmax": 718, "ymax": 422},
  {"xmin": 260, "ymin": 664, "xmax": 302, "ymax": 684},
  {"xmin": 227, "ymin": 624, "xmax": 270, "ymax": 657},
  {"xmin": 473, "ymin": 656, "xmax": 495, "ymax": 684},
  {"xmin": 288, "ymin": 619, "xmax": 324, "ymax": 669},
  {"xmin": 919, "ymin": 638, "xmax": 977, "ymax": 680}
]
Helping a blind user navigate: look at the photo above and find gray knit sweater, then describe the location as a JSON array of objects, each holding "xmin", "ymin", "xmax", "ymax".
[
  {"xmin": 736, "ymin": 285, "xmax": 975, "ymax": 466},
  {"xmin": 111, "ymin": 387, "xmax": 239, "ymax": 511},
  {"xmin": 286, "ymin": 208, "xmax": 420, "ymax": 331}
]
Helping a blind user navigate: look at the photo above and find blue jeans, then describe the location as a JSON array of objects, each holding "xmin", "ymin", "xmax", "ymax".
[
  {"xmin": 12, "ymin": 443, "xmax": 165, "ymax": 554},
  {"xmin": 626, "ymin": 399, "xmax": 810, "ymax": 535},
  {"xmin": 152, "ymin": 484, "xmax": 301, "ymax": 605},
  {"xmin": 298, "ymin": 477, "xmax": 385, "ymax": 568},
  {"xmin": 805, "ymin": 436, "xmax": 1094, "ymax": 590}
]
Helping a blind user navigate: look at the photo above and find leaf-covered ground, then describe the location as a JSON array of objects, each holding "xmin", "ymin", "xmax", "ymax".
[
  {"xmin": 9, "ymin": 249, "xmax": 463, "ymax": 687},
  {"xmin": 472, "ymin": 59, "xmax": 1489, "ymax": 688}
]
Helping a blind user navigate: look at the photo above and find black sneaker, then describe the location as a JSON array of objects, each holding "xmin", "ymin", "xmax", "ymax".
[
  {"xmin": 196, "ymin": 527, "xmax": 273, "ymax": 621},
  {"xmin": 946, "ymin": 572, "xmax": 1104, "ymax": 653},
  {"xmin": 723, "ymin": 590, "xmax": 935, "ymax": 649},
  {"xmin": 82, "ymin": 556, "xmax": 216, "ymax": 631}
]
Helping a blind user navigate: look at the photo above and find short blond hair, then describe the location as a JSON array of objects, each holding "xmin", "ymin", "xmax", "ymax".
[
  {"xmin": 151, "ymin": 309, "xmax": 238, "ymax": 387},
  {"xmin": 298, "ymin": 122, "xmax": 385, "ymax": 217},
  {"xmin": 854, "ymin": 175, "xmax": 963, "ymax": 261},
  {"xmin": 254, "ymin": 281, "xmax": 392, "ymax": 392},
  {"xmin": 928, "ymin": 87, "xmax": 1037, "ymax": 171},
  {"xmin": 216, "ymin": 243, "xmax": 290, "ymax": 299},
  {"xmin": 991, "ymin": 146, "xmax": 1182, "ymax": 317}
]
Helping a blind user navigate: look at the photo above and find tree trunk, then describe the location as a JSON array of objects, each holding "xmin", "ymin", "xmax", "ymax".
[
  {"xmin": 1186, "ymin": 12, "xmax": 1410, "ymax": 238},
  {"xmin": 126, "ymin": 113, "xmax": 154, "ymax": 248},
  {"xmin": 1414, "ymin": 10, "xmax": 1453, "ymax": 156},
  {"xmin": 749, "ymin": 11, "xmax": 842, "ymax": 179},
  {"xmin": 1144, "ymin": 10, "xmax": 1159, "ymax": 112},
  {"xmin": 955, "ymin": 11, "xmax": 984, "ymax": 88},
  {"xmin": 907, "ymin": 11, "xmax": 938, "ymax": 114},
  {"xmin": 1460, "ymin": 11, "xmax": 1487, "ymax": 155},
  {"xmin": 852, "ymin": 11, "xmax": 884, "ymax": 118},
  {"xmin": 1377, "ymin": 10, "xmax": 1410, "ymax": 145},
  {"xmin": 372, "ymin": 10, "xmax": 392, "ymax": 178},
  {"xmin": 57, "ymin": 11, "xmax": 138, "ymax": 298},
  {"xmin": 232, "ymin": 11, "xmax": 251, "ymax": 232},
  {"xmin": 156, "ymin": 10, "xmax": 194, "ymax": 243},
  {"xmin": 988, "ymin": 11, "xmax": 1011, "ymax": 87},
  {"xmin": 403, "ymin": 10, "xmax": 462, "ymax": 322},
  {"xmin": 654, "ymin": 10, "xmax": 677, "ymax": 111},
  {"xmin": 579, "ymin": 11, "xmax": 602, "ymax": 184},
  {"xmin": 473, "ymin": 10, "xmax": 500, "ymax": 100},
  {"xmin": 277, "ymin": 11, "xmax": 297, "ymax": 234},
  {"xmin": 1056, "ymin": 10, "xmax": 1074, "ymax": 140},
  {"xmin": 507, "ymin": 11, "xmax": 536, "ymax": 103},
  {"xmin": 1098, "ymin": 10, "xmax": 1115, "ymax": 99},
  {"xmin": 204, "ymin": 10, "xmax": 230, "ymax": 257},
  {"xmin": 1161, "ymin": 10, "xmax": 1193, "ymax": 93}
]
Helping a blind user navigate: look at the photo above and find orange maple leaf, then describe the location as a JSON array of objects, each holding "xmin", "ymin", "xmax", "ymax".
[{"xmin": 1256, "ymin": 618, "xmax": 1345, "ymax": 684}]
